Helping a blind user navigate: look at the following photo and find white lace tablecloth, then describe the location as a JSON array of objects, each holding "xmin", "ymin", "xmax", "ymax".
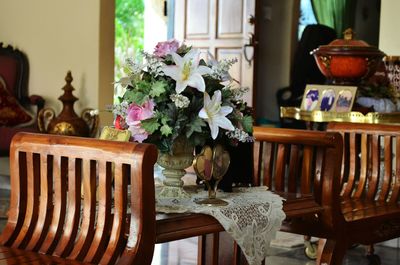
[{"xmin": 156, "ymin": 186, "xmax": 286, "ymax": 265}]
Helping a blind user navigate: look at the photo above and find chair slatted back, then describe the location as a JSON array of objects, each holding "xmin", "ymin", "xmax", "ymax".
[
  {"xmin": 327, "ymin": 122, "xmax": 400, "ymax": 203},
  {"xmin": 252, "ymin": 126, "xmax": 343, "ymax": 217},
  {"xmin": 0, "ymin": 132, "xmax": 158, "ymax": 264}
]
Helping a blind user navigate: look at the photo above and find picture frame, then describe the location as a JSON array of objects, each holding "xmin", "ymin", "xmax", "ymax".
[{"xmin": 300, "ymin": 84, "xmax": 357, "ymax": 112}]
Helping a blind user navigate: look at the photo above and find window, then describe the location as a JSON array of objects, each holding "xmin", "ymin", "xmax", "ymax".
[{"xmin": 298, "ymin": 0, "xmax": 317, "ymax": 39}]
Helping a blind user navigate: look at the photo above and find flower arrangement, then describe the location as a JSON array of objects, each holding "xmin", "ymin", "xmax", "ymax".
[{"xmin": 113, "ymin": 39, "xmax": 253, "ymax": 153}]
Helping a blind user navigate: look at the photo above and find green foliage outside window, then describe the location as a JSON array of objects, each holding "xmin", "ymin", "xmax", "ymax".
[{"xmin": 115, "ymin": 0, "xmax": 144, "ymax": 84}]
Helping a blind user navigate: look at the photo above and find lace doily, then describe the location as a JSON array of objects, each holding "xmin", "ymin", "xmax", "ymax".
[{"xmin": 156, "ymin": 186, "xmax": 286, "ymax": 265}]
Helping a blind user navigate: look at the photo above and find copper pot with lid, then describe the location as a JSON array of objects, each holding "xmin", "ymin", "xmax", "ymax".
[{"xmin": 311, "ymin": 28, "xmax": 385, "ymax": 85}]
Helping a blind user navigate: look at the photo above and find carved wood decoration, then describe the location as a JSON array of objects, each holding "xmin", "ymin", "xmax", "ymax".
[{"xmin": 38, "ymin": 71, "xmax": 98, "ymax": 137}]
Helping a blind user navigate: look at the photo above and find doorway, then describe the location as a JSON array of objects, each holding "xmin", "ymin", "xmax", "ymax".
[{"xmin": 114, "ymin": 0, "xmax": 171, "ymax": 101}]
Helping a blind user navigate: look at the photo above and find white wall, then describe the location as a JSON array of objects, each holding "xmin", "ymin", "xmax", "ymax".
[
  {"xmin": 144, "ymin": 0, "xmax": 168, "ymax": 53},
  {"xmin": 380, "ymin": 0, "xmax": 400, "ymax": 55},
  {"xmin": 0, "ymin": 0, "xmax": 114, "ymax": 126}
]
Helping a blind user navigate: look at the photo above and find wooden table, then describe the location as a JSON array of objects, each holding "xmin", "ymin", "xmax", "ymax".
[
  {"xmin": 156, "ymin": 212, "xmax": 223, "ymax": 243},
  {"xmin": 154, "ymin": 191, "xmax": 322, "ymax": 265}
]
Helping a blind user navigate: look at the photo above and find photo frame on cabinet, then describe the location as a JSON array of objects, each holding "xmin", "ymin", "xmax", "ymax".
[{"xmin": 301, "ymin": 84, "xmax": 357, "ymax": 112}]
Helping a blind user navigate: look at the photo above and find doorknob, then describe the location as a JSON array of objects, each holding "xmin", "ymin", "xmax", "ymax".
[{"xmin": 243, "ymin": 33, "xmax": 257, "ymax": 66}]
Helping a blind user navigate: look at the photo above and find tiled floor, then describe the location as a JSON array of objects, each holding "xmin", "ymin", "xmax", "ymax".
[{"xmin": 151, "ymin": 237, "xmax": 400, "ymax": 265}]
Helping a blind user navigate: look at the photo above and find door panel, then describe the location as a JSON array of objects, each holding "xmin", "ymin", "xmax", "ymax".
[
  {"xmin": 186, "ymin": 0, "xmax": 210, "ymax": 37},
  {"xmin": 217, "ymin": 0, "xmax": 243, "ymax": 37},
  {"xmin": 175, "ymin": 0, "xmax": 256, "ymax": 107}
]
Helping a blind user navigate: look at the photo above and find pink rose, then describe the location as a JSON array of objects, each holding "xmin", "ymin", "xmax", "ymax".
[
  {"xmin": 128, "ymin": 124, "xmax": 150, "ymax": 143},
  {"xmin": 126, "ymin": 100, "xmax": 155, "ymax": 142},
  {"xmin": 154, "ymin": 39, "xmax": 180, "ymax": 57}
]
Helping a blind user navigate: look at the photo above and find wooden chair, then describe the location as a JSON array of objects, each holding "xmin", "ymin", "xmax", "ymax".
[
  {"xmin": 0, "ymin": 43, "xmax": 45, "ymax": 156},
  {"xmin": 0, "ymin": 132, "xmax": 158, "ymax": 264},
  {"xmin": 198, "ymin": 126, "xmax": 344, "ymax": 264},
  {"xmin": 323, "ymin": 122, "xmax": 400, "ymax": 264}
]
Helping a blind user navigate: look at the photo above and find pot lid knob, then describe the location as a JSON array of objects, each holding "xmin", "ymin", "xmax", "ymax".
[{"xmin": 343, "ymin": 28, "xmax": 354, "ymax": 41}]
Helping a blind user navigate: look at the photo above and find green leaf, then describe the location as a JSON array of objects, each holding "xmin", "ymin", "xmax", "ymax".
[
  {"xmin": 242, "ymin": 115, "xmax": 253, "ymax": 133},
  {"xmin": 150, "ymin": 81, "xmax": 166, "ymax": 97},
  {"xmin": 141, "ymin": 118, "xmax": 160, "ymax": 134},
  {"xmin": 186, "ymin": 117, "xmax": 206, "ymax": 138},
  {"xmin": 136, "ymin": 80, "xmax": 152, "ymax": 93},
  {"xmin": 124, "ymin": 90, "xmax": 148, "ymax": 105},
  {"xmin": 160, "ymin": 114, "xmax": 171, "ymax": 125},
  {"xmin": 160, "ymin": 124, "xmax": 173, "ymax": 136}
]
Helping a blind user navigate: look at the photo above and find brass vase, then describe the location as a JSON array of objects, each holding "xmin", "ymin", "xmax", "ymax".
[
  {"xmin": 157, "ymin": 136, "xmax": 194, "ymax": 199},
  {"xmin": 38, "ymin": 71, "xmax": 98, "ymax": 137},
  {"xmin": 193, "ymin": 144, "xmax": 230, "ymax": 206}
]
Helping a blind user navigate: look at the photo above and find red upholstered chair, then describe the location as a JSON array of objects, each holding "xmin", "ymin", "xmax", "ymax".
[{"xmin": 0, "ymin": 43, "xmax": 45, "ymax": 156}]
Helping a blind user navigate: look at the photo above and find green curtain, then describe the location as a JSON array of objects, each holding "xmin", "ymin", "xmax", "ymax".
[{"xmin": 311, "ymin": 0, "xmax": 357, "ymax": 38}]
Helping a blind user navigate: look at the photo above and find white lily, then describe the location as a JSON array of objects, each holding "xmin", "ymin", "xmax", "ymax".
[
  {"xmin": 199, "ymin": 90, "xmax": 234, "ymax": 139},
  {"xmin": 162, "ymin": 49, "xmax": 212, "ymax": 94}
]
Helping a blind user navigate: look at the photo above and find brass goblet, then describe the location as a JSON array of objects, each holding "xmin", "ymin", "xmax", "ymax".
[{"xmin": 193, "ymin": 144, "xmax": 230, "ymax": 206}]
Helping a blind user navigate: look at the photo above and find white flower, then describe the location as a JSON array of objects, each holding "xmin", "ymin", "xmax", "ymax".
[
  {"xmin": 226, "ymin": 128, "xmax": 254, "ymax": 142},
  {"xmin": 162, "ymin": 49, "xmax": 212, "ymax": 94},
  {"xmin": 170, "ymin": 94, "xmax": 190, "ymax": 109},
  {"xmin": 142, "ymin": 51, "xmax": 165, "ymax": 77},
  {"xmin": 199, "ymin": 90, "xmax": 234, "ymax": 139}
]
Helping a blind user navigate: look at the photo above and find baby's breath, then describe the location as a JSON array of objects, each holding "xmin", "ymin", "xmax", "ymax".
[
  {"xmin": 226, "ymin": 128, "xmax": 254, "ymax": 143},
  {"xmin": 223, "ymin": 85, "xmax": 249, "ymax": 101},
  {"xmin": 210, "ymin": 58, "xmax": 238, "ymax": 81},
  {"xmin": 125, "ymin": 57, "xmax": 143, "ymax": 76},
  {"xmin": 170, "ymin": 94, "xmax": 190, "ymax": 109},
  {"xmin": 142, "ymin": 51, "xmax": 165, "ymax": 77},
  {"xmin": 112, "ymin": 100, "xmax": 130, "ymax": 118}
]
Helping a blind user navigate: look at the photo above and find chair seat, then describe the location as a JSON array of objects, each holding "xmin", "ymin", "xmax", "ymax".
[
  {"xmin": 342, "ymin": 198, "xmax": 400, "ymax": 222},
  {"xmin": 276, "ymin": 191, "xmax": 324, "ymax": 218},
  {"xmin": 0, "ymin": 246, "xmax": 91, "ymax": 265}
]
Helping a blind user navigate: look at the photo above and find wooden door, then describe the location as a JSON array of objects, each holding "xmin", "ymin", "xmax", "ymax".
[{"xmin": 174, "ymin": 0, "xmax": 257, "ymax": 107}]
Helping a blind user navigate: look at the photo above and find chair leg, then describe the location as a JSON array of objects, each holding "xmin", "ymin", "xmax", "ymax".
[
  {"xmin": 366, "ymin": 244, "xmax": 374, "ymax": 255},
  {"xmin": 197, "ymin": 233, "xmax": 219, "ymax": 265},
  {"xmin": 317, "ymin": 238, "xmax": 347, "ymax": 265},
  {"xmin": 366, "ymin": 244, "xmax": 381, "ymax": 265},
  {"xmin": 233, "ymin": 242, "xmax": 241, "ymax": 265}
]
